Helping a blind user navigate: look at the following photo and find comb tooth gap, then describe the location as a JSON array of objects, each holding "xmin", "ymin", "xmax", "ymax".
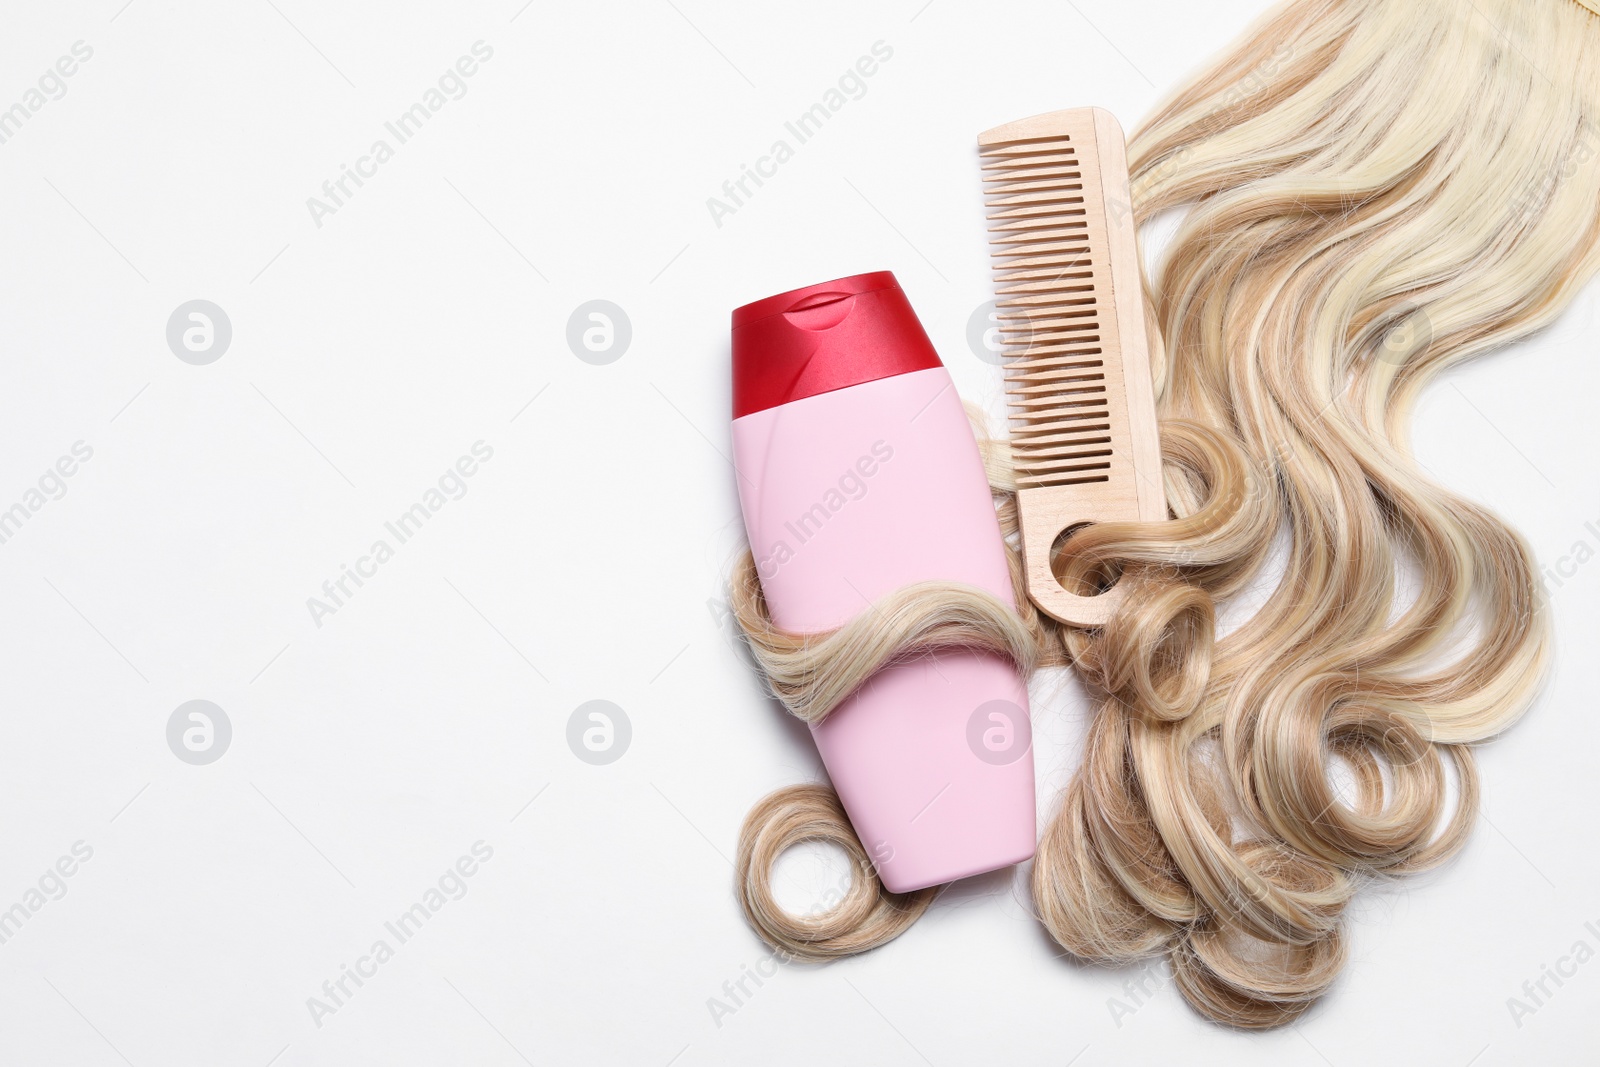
[
  {"xmin": 1007, "ymin": 371, "xmax": 1106, "ymax": 388},
  {"xmin": 1010, "ymin": 416, "xmax": 1111, "ymax": 431},
  {"xmin": 983, "ymin": 166, "xmax": 1083, "ymax": 183},
  {"xmin": 985, "ymin": 197, "xmax": 1088, "ymax": 219},
  {"xmin": 994, "ymin": 280, "xmax": 1096, "ymax": 295},
  {"xmin": 1019, "ymin": 468, "xmax": 1113, "ymax": 483},
  {"xmin": 985, "ymin": 173, "xmax": 1083, "ymax": 186},
  {"xmin": 1014, "ymin": 446, "xmax": 1116, "ymax": 462},
  {"xmin": 985, "ymin": 188, "xmax": 1087, "ymax": 208},
  {"xmin": 996, "ymin": 279, "xmax": 1095, "ymax": 292},
  {"xmin": 981, "ymin": 149, "xmax": 1079, "ymax": 168},
  {"xmin": 985, "ymin": 195, "xmax": 1088, "ymax": 214},
  {"xmin": 980, "ymin": 137, "xmax": 1074, "ymax": 156},
  {"xmin": 997, "ymin": 281, "xmax": 1095, "ymax": 294},
  {"xmin": 985, "ymin": 182, "xmax": 1089, "ymax": 199},
  {"xmin": 1004, "ymin": 388, "xmax": 1107, "ymax": 404},
  {"xmin": 999, "ymin": 313, "xmax": 1100, "ymax": 329},
  {"xmin": 990, "ymin": 236, "xmax": 1094, "ymax": 248},
  {"xmin": 1013, "ymin": 401, "xmax": 1109, "ymax": 417},
  {"xmin": 987, "ymin": 209, "xmax": 1089, "ymax": 227},
  {"xmin": 980, "ymin": 135, "xmax": 1074, "ymax": 148},
  {"xmin": 1004, "ymin": 327, "xmax": 1103, "ymax": 339},
  {"xmin": 983, "ymin": 148, "xmax": 1078, "ymax": 163},
  {"xmin": 1012, "ymin": 440, "xmax": 1115, "ymax": 454},
  {"xmin": 1006, "ymin": 340, "xmax": 1103, "ymax": 356},
  {"xmin": 1007, "ymin": 371, "xmax": 1107, "ymax": 387},
  {"xmin": 1009, "ymin": 352, "xmax": 1106, "ymax": 366},
  {"xmin": 1010, "ymin": 387, "xmax": 1107, "ymax": 403},
  {"xmin": 1002, "ymin": 296, "xmax": 1103, "ymax": 311},
  {"xmin": 1008, "ymin": 385, "xmax": 1106, "ymax": 400},
  {"xmin": 986, "ymin": 228, "xmax": 1093, "ymax": 244},
  {"xmin": 1017, "ymin": 474, "xmax": 1111, "ymax": 488},
  {"xmin": 988, "ymin": 212, "xmax": 1088, "ymax": 232},
  {"xmin": 1014, "ymin": 442, "xmax": 1110, "ymax": 455},
  {"xmin": 989, "ymin": 241, "xmax": 1095, "ymax": 260},
  {"xmin": 990, "ymin": 233, "xmax": 1093, "ymax": 246},
  {"xmin": 1010, "ymin": 410, "xmax": 1114, "ymax": 426},
  {"xmin": 990, "ymin": 231, "xmax": 1090, "ymax": 249},
  {"xmin": 1003, "ymin": 335, "xmax": 1102, "ymax": 350},
  {"xmin": 1006, "ymin": 366, "xmax": 1107, "ymax": 382},
  {"xmin": 1005, "ymin": 348, "xmax": 1107, "ymax": 363},
  {"xmin": 985, "ymin": 176, "xmax": 1084, "ymax": 191},
  {"xmin": 984, "ymin": 167, "xmax": 1083, "ymax": 183},
  {"xmin": 987, "ymin": 227, "xmax": 1090, "ymax": 240},
  {"xmin": 1009, "ymin": 401, "xmax": 1112, "ymax": 418},
  {"xmin": 1006, "ymin": 337, "xmax": 1103, "ymax": 349},
  {"xmin": 1001, "ymin": 328, "xmax": 1101, "ymax": 344},
  {"xmin": 1012, "ymin": 419, "xmax": 1111, "ymax": 431},
  {"xmin": 1000, "ymin": 325, "xmax": 1101, "ymax": 340},
  {"xmin": 1012, "ymin": 434, "xmax": 1109, "ymax": 448},
  {"xmin": 997, "ymin": 282, "xmax": 1098, "ymax": 294},
  {"xmin": 1023, "ymin": 410, "xmax": 1111, "ymax": 420},
  {"xmin": 1019, "ymin": 476, "xmax": 1110, "ymax": 486},
  {"xmin": 992, "ymin": 257, "xmax": 1093, "ymax": 272},
  {"xmin": 992, "ymin": 254, "xmax": 1093, "ymax": 270},
  {"xmin": 997, "ymin": 293, "xmax": 1098, "ymax": 309},
  {"xmin": 1001, "ymin": 314, "xmax": 1101, "ymax": 328},
  {"xmin": 985, "ymin": 171, "xmax": 1083, "ymax": 184},
  {"xmin": 986, "ymin": 184, "xmax": 1085, "ymax": 199},
  {"xmin": 1019, "ymin": 453, "xmax": 1114, "ymax": 469},
  {"xmin": 1006, "ymin": 355, "xmax": 1105, "ymax": 371},
  {"xmin": 997, "ymin": 294, "xmax": 1096, "ymax": 308},
  {"xmin": 1011, "ymin": 435, "xmax": 1113, "ymax": 447},
  {"xmin": 988, "ymin": 206, "xmax": 1089, "ymax": 227},
  {"xmin": 982, "ymin": 162, "xmax": 1079, "ymax": 172},
  {"xmin": 1005, "ymin": 349, "xmax": 1105, "ymax": 363},
  {"xmin": 1009, "ymin": 360, "xmax": 1099, "ymax": 375},
  {"xmin": 1015, "ymin": 455, "xmax": 1112, "ymax": 471},
  {"xmin": 986, "ymin": 184, "xmax": 1087, "ymax": 200},
  {"xmin": 1000, "ymin": 334, "xmax": 1102, "ymax": 347},
  {"xmin": 1013, "ymin": 444, "xmax": 1114, "ymax": 458},
  {"xmin": 1006, "ymin": 359, "xmax": 1105, "ymax": 372},
  {"xmin": 1016, "ymin": 457, "xmax": 1115, "ymax": 472},
  {"xmin": 987, "ymin": 226, "xmax": 1089, "ymax": 240},
  {"xmin": 996, "ymin": 300, "xmax": 1100, "ymax": 315},
  {"xmin": 1018, "ymin": 462, "xmax": 1110, "ymax": 475},
  {"xmin": 1003, "ymin": 300, "xmax": 1100, "ymax": 311},
  {"xmin": 992, "ymin": 254, "xmax": 1095, "ymax": 269},
  {"xmin": 998, "ymin": 297, "xmax": 1097, "ymax": 311},
  {"xmin": 1000, "ymin": 308, "xmax": 1099, "ymax": 323},
  {"xmin": 992, "ymin": 228, "xmax": 1094, "ymax": 247},
  {"xmin": 1010, "ymin": 421, "xmax": 1114, "ymax": 438},
  {"xmin": 1007, "ymin": 353, "xmax": 1105, "ymax": 368}
]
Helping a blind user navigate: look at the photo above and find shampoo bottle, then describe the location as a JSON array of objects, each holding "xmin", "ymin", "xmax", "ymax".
[{"xmin": 730, "ymin": 270, "xmax": 1035, "ymax": 893}]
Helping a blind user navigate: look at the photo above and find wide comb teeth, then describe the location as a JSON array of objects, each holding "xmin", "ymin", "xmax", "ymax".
[{"xmin": 981, "ymin": 130, "xmax": 1115, "ymax": 490}]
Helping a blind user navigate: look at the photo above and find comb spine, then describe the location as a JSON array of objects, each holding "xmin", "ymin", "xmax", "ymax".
[{"xmin": 1090, "ymin": 109, "xmax": 1166, "ymax": 524}]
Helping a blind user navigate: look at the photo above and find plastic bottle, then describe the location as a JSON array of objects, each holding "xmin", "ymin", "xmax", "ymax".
[{"xmin": 730, "ymin": 270, "xmax": 1035, "ymax": 893}]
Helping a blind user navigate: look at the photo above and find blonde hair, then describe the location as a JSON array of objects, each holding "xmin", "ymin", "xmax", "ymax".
[{"xmin": 732, "ymin": 0, "xmax": 1600, "ymax": 1027}]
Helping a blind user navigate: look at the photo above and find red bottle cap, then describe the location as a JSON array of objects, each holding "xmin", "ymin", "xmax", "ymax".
[{"xmin": 731, "ymin": 271, "xmax": 944, "ymax": 419}]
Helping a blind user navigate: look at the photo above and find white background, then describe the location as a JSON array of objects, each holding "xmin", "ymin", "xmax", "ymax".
[{"xmin": 0, "ymin": 0, "xmax": 1595, "ymax": 1063}]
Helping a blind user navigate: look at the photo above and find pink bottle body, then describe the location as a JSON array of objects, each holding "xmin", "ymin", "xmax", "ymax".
[{"xmin": 731, "ymin": 273, "xmax": 1035, "ymax": 893}]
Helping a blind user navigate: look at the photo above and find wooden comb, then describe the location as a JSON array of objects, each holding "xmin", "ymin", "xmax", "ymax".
[{"xmin": 978, "ymin": 107, "xmax": 1165, "ymax": 627}]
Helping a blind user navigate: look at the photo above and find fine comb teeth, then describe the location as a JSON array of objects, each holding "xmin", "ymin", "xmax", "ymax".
[{"xmin": 978, "ymin": 107, "xmax": 1166, "ymax": 627}]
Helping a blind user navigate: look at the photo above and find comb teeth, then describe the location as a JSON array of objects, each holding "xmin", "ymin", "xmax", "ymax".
[{"xmin": 980, "ymin": 131, "xmax": 1113, "ymax": 489}]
